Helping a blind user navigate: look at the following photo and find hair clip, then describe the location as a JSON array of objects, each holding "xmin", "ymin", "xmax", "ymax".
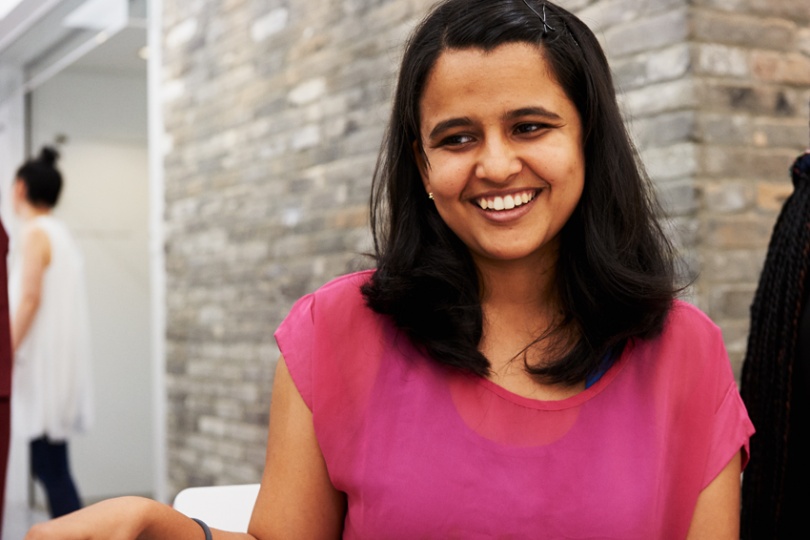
[{"xmin": 522, "ymin": 0, "xmax": 555, "ymax": 34}]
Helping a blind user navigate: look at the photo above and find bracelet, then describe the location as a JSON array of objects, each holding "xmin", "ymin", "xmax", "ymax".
[{"xmin": 191, "ymin": 518, "xmax": 213, "ymax": 540}]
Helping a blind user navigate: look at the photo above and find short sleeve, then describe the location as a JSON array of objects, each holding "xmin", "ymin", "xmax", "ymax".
[
  {"xmin": 703, "ymin": 381, "xmax": 754, "ymax": 487},
  {"xmin": 274, "ymin": 292, "xmax": 316, "ymax": 410},
  {"xmin": 699, "ymin": 325, "xmax": 755, "ymax": 489}
]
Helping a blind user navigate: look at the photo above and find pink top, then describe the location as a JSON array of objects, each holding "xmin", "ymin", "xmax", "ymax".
[{"xmin": 276, "ymin": 271, "xmax": 754, "ymax": 539}]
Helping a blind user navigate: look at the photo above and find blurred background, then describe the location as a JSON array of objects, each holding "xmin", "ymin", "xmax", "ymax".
[{"xmin": 0, "ymin": 0, "xmax": 808, "ymax": 537}]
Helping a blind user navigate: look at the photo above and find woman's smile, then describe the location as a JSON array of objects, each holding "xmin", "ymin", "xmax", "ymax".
[{"xmin": 475, "ymin": 188, "xmax": 539, "ymax": 211}]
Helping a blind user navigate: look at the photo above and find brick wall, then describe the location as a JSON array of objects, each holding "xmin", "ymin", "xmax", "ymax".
[
  {"xmin": 579, "ymin": 0, "xmax": 809, "ymax": 372},
  {"xmin": 161, "ymin": 0, "xmax": 436, "ymax": 495},
  {"xmin": 690, "ymin": 0, "xmax": 810, "ymax": 370},
  {"xmin": 161, "ymin": 0, "xmax": 809, "ymax": 491}
]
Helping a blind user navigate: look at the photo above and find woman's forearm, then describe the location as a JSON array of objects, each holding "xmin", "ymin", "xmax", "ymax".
[{"xmin": 24, "ymin": 496, "xmax": 260, "ymax": 540}]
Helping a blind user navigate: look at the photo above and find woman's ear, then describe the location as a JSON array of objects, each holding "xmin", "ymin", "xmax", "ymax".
[{"xmin": 412, "ymin": 140, "xmax": 431, "ymax": 194}]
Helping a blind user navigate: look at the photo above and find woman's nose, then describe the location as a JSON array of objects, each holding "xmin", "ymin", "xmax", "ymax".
[{"xmin": 475, "ymin": 137, "xmax": 523, "ymax": 183}]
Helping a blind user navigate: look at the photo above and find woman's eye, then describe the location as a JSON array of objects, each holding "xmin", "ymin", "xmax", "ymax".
[
  {"xmin": 439, "ymin": 134, "xmax": 474, "ymax": 147},
  {"xmin": 515, "ymin": 123, "xmax": 547, "ymax": 135}
]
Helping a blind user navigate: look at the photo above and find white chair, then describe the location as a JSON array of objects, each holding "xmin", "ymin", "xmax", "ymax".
[{"xmin": 172, "ymin": 483, "xmax": 261, "ymax": 533}]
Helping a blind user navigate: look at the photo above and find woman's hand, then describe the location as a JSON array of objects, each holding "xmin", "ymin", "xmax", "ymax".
[
  {"xmin": 24, "ymin": 496, "xmax": 155, "ymax": 540},
  {"xmin": 24, "ymin": 496, "xmax": 259, "ymax": 539},
  {"xmin": 24, "ymin": 356, "xmax": 343, "ymax": 540},
  {"xmin": 23, "ymin": 357, "xmax": 343, "ymax": 540}
]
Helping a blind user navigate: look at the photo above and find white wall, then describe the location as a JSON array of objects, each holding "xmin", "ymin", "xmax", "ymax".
[
  {"xmin": 16, "ymin": 67, "xmax": 154, "ymax": 502},
  {"xmin": 0, "ymin": 66, "xmax": 25, "ymax": 230}
]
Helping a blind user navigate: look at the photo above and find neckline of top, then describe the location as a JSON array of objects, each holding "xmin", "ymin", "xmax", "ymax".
[{"xmin": 471, "ymin": 343, "xmax": 631, "ymax": 411}]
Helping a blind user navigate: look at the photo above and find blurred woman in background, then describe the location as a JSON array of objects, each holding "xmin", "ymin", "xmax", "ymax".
[{"xmin": 10, "ymin": 146, "xmax": 93, "ymax": 518}]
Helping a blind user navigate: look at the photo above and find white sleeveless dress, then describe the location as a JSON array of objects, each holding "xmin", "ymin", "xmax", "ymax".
[{"xmin": 9, "ymin": 215, "xmax": 93, "ymax": 441}]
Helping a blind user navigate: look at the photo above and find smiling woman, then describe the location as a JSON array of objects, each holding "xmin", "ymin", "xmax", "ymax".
[{"xmin": 24, "ymin": 1, "xmax": 754, "ymax": 539}]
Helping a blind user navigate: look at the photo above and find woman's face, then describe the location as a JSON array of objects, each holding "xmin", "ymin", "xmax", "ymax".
[{"xmin": 416, "ymin": 42, "xmax": 584, "ymax": 270}]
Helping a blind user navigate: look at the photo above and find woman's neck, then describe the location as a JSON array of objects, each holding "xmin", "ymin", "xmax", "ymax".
[
  {"xmin": 476, "ymin": 256, "xmax": 582, "ymax": 399},
  {"xmin": 19, "ymin": 204, "xmax": 51, "ymax": 222},
  {"xmin": 477, "ymin": 253, "xmax": 559, "ymax": 344},
  {"xmin": 476, "ymin": 251, "xmax": 558, "ymax": 314}
]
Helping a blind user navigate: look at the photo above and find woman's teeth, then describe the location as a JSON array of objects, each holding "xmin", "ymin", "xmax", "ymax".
[{"xmin": 476, "ymin": 190, "xmax": 535, "ymax": 211}]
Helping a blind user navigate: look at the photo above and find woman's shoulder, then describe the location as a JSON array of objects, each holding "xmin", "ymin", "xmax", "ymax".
[
  {"xmin": 281, "ymin": 269, "xmax": 378, "ymax": 331},
  {"xmin": 276, "ymin": 269, "xmax": 384, "ymax": 410},
  {"xmin": 311, "ymin": 269, "xmax": 374, "ymax": 298},
  {"xmin": 633, "ymin": 301, "xmax": 754, "ymax": 474},
  {"xmin": 629, "ymin": 298, "xmax": 732, "ymax": 383},
  {"xmin": 662, "ymin": 298, "xmax": 723, "ymax": 342},
  {"xmin": 298, "ymin": 269, "xmax": 375, "ymax": 314},
  {"xmin": 27, "ymin": 215, "xmax": 70, "ymax": 241},
  {"xmin": 19, "ymin": 218, "xmax": 52, "ymax": 253}
]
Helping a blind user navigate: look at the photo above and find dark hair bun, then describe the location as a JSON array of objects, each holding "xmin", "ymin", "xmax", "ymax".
[{"xmin": 39, "ymin": 146, "xmax": 59, "ymax": 167}]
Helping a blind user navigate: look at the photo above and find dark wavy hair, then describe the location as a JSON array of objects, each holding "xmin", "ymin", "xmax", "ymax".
[
  {"xmin": 740, "ymin": 152, "xmax": 810, "ymax": 538},
  {"xmin": 362, "ymin": 0, "xmax": 677, "ymax": 383},
  {"xmin": 16, "ymin": 146, "xmax": 63, "ymax": 208}
]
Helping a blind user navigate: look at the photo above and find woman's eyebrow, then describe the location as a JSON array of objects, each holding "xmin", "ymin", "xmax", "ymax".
[
  {"xmin": 427, "ymin": 116, "xmax": 473, "ymax": 140},
  {"xmin": 504, "ymin": 106, "xmax": 562, "ymax": 121}
]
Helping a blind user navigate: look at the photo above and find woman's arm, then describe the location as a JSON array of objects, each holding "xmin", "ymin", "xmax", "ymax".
[
  {"xmin": 686, "ymin": 450, "xmax": 742, "ymax": 540},
  {"xmin": 248, "ymin": 355, "xmax": 346, "ymax": 539},
  {"xmin": 11, "ymin": 226, "xmax": 50, "ymax": 350},
  {"xmin": 25, "ymin": 496, "xmax": 256, "ymax": 540},
  {"xmin": 24, "ymin": 355, "xmax": 344, "ymax": 540}
]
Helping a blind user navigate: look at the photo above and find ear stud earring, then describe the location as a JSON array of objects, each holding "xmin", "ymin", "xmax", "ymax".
[{"xmin": 428, "ymin": 192, "xmax": 434, "ymax": 200}]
